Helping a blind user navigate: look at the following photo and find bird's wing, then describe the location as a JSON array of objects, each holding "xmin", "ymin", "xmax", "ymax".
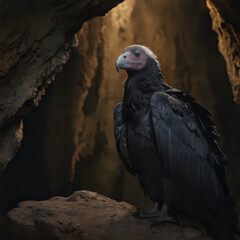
[
  {"xmin": 114, "ymin": 103, "xmax": 136, "ymax": 175},
  {"xmin": 150, "ymin": 91, "xmax": 229, "ymax": 199}
]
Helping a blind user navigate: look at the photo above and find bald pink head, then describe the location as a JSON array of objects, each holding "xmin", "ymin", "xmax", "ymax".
[
  {"xmin": 116, "ymin": 45, "xmax": 150, "ymax": 72},
  {"xmin": 116, "ymin": 45, "xmax": 162, "ymax": 81}
]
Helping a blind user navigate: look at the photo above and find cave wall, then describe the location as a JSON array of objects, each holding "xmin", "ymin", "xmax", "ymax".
[
  {"xmin": 71, "ymin": 0, "xmax": 240, "ymax": 208},
  {"xmin": 0, "ymin": 0, "xmax": 124, "ymax": 172},
  {"xmin": 206, "ymin": 0, "xmax": 240, "ymax": 103},
  {"xmin": 4, "ymin": 0, "xmax": 240, "ymax": 212},
  {"xmin": 1, "ymin": 0, "xmax": 240, "ymax": 213}
]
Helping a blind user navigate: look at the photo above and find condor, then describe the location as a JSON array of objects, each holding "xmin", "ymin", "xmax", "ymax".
[{"xmin": 114, "ymin": 45, "xmax": 239, "ymax": 240}]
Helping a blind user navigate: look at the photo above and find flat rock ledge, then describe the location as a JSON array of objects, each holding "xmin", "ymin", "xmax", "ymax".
[{"xmin": 7, "ymin": 190, "xmax": 210, "ymax": 240}]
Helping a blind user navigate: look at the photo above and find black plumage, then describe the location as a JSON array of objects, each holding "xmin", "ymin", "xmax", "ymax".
[{"xmin": 114, "ymin": 45, "xmax": 239, "ymax": 240}]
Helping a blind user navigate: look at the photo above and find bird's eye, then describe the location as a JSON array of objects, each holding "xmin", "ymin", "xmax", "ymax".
[{"xmin": 135, "ymin": 51, "xmax": 141, "ymax": 57}]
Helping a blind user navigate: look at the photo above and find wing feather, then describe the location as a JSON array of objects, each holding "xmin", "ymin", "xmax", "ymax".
[
  {"xmin": 114, "ymin": 103, "xmax": 136, "ymax": 175},
  {"xmin": 150, "ymin": 92, "xmax": 228, "ymax": 199}
]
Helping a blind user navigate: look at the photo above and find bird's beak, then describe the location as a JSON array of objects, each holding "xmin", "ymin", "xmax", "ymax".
[
  {"xmin": 115, "ymin": 53, "xmax": 128, "ymax": 72},
  {"xmin": 116, "ymin": 58, "xmax": 120, "ymax": 72}
]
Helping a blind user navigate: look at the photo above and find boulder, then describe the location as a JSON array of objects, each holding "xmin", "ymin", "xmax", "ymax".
[{"xmin": 8, "ymin": 190, "xmax": 210, "ymax": 240}]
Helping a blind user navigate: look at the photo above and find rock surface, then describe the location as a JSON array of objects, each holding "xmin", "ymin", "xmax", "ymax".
[
  {"xmin": 8, "ymin": 190, "xmax": 210, "ymax": 240},
  {"xmin": 207, "ymin": 0, "xmax": 240, "ymax": 103},
  {"xmin": 0, "ymin": 0, "xmax": 123, "ymax": 171},
  {"xmin": 0, "ymin": 120, "xmax": 23, "ymax": 174}
]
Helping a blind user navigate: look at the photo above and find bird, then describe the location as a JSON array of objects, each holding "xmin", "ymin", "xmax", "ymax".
[{"xmin": 114, "ymin": 44, "xmax": 239, "ymax": 240}]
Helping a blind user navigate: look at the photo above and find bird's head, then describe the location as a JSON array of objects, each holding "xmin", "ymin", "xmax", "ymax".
[{"xmin": 116, "ymin": 45, "xmax": 161, "ymax": 78}]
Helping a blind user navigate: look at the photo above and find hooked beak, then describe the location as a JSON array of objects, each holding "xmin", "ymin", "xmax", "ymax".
[
  {"xmin": 116, "ymin": 51, "xmax": 143, "ymax": 72},
  {"xmin": 116, "ymin": 54, "xmax": 126, "ymax": 72},
  {"xmin": 116, "ymin": 59, "xmax": 120, "ymax": 72},
  {"xmin": 116, "ymin": 52, "xmax": 132, "ymax": 72}
]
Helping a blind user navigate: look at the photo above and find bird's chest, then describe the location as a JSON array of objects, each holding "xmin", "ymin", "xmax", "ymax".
[
  {"xmin": 127, "ymin": 110, "xmax": 153, "ymax": 142},
  {"xmin": 123, "ymin": 80, "xmax": 155, "ymax": 141},
  {"xmin": 123, "ymin": 88, "xmax": 151, "ymax": 124}
]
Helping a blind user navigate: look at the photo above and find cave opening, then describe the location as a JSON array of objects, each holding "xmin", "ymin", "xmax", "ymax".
[{"xmin": 1, "ymin": 1, "xmax": 240, "ymax": 237}]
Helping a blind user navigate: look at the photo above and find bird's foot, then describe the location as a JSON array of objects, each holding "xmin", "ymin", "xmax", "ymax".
[
  {"xmin": 133, "ymin": 203, "xmax": 161, "ymax": 218},
  {"xmin": 150, "ymin": 214, "xmax": 179, "ymax": 229}
]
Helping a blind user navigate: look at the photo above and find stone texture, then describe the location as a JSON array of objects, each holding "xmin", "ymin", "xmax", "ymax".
[
  {"xmin": 0, "ymin": 120, "xmax": 23, "ymax": 174},
  {"xmin": 0, "ymin": 0, "xmax": 123, "ymax": 171},
  {"xmin": 8, "ymin": 190, "xmax": 210, "ymax": 240},
  {"xmin": 0, "ymin": 0, "xmax": 123, "ymax": 128},
  {"xmin": 206, "ymin": 0, "xmax": 240, "ymax": 103}
]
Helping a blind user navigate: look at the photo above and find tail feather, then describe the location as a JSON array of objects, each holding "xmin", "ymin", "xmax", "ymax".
[{"xmin": 203, "ymin": 201, "xmax": 239, "ymax": 240}]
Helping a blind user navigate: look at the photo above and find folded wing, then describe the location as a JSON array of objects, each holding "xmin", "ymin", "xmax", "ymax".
[{"xmin": 114, "ymin": 103, "xmax": 136, "ymax": 175}]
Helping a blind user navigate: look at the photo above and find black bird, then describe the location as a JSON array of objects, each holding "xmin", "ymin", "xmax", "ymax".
[{"xmin": 114, "ymin": 45, "xmax": 239, "ymax": 240}]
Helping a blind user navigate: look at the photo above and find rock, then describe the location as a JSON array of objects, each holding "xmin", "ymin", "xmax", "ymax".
[
  {"xmin": 8, "ymin": 190, "xmax": 210, "ymax": 240},
  {"xmin": 0, "ymin": 120, "xmax": 23, "ymax": 173},
  {"xmin": 0, "ymin": 0, "xmax": 123, "ymax": 171},
  {"xmin": 8, "ymin": 190, "xmax": 135, "ymax": 240},
  {"xmin": 0, "ymin": 0, "xmax": 124, "ymax": 128},
  {"xmin": 206, "ymin": 0, "xmax": 240, "ymax": 103}
]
